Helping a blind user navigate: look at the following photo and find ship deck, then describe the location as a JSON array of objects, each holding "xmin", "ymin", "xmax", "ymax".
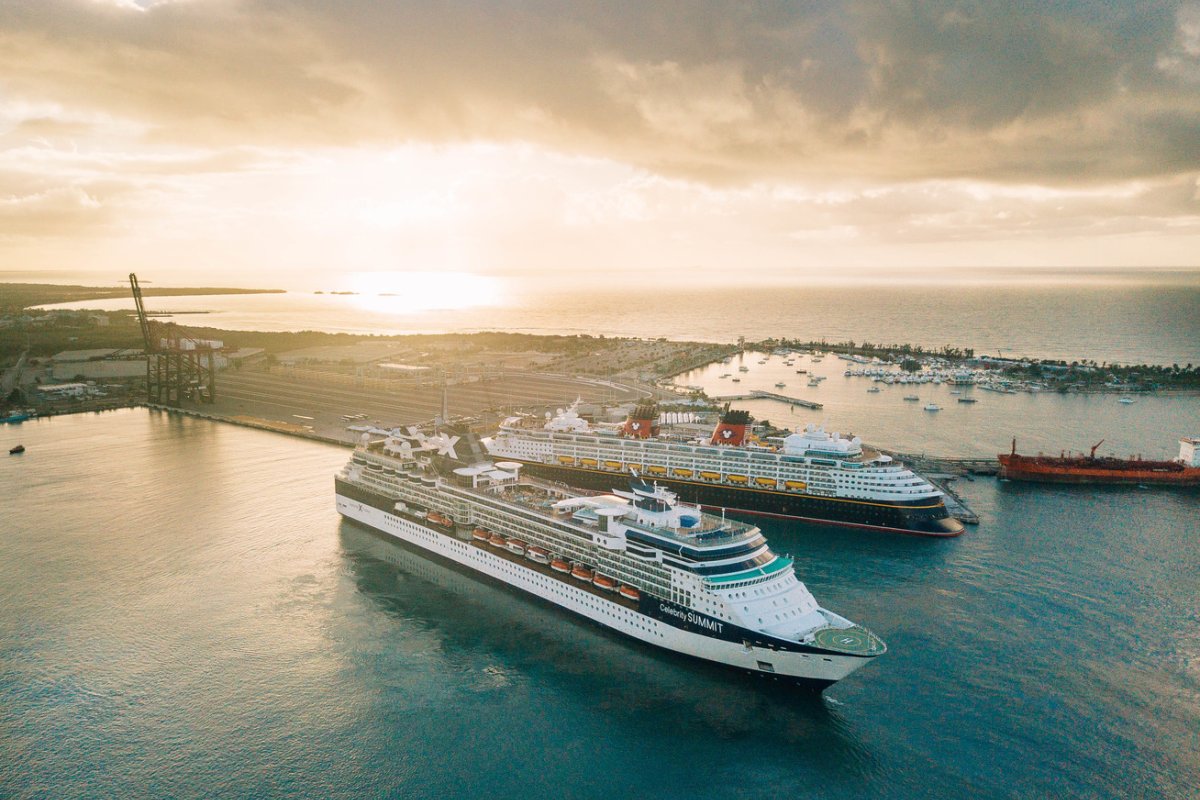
[
  {"xmin": 811, "ymin": 626, "xmax": 887, "ymax": 657},
  {"xmin": 486, "ymin": 477, "xmax": 760, "ymax": 546},
  {"xmin": 467, "ymin": 535, "xmax": 641, "ymax": 608}
]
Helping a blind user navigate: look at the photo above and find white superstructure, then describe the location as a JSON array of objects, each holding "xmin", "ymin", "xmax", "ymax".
[
  {"xmin": 488, "ymin": 411, "xmax": 943, "ymax": 505},
  {"xmin": 1180, "ymin": 437, "xmax": 1200, "ymax": 467}
]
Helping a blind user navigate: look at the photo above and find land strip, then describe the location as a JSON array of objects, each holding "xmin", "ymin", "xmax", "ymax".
[{"xmin": 0, "ymin": 282, "xmax": 284, "ymax": 310}]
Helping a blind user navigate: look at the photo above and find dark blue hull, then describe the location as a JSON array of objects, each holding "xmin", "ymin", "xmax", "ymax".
[{"xmin": 511, "ymin": 462, "xmax": 963, "ymax": 537}]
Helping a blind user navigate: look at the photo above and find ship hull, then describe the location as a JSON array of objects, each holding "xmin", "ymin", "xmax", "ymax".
[
  {"xmin": 335, "ymin": 478, "xmax": 873, "ymax": 689},
  {"xmin": 998, "ymin": 455, "xmax": 1200, "ymax": 486},
  {"xmin": 503, "ymin": 461, "xmax": 963, "ymax": 537}
]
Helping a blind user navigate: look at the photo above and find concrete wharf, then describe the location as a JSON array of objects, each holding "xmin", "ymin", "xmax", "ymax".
[
  {"xmin": 892, "ymin": 453, "xmax": 1000, "ymax": 476},
  {"xmin": 925, "ymin": 477, "xmax": 981, "ymax": 525},
  {"xmin": 710, "ymin": 390, "xmax": 823, "ymax": 409}
]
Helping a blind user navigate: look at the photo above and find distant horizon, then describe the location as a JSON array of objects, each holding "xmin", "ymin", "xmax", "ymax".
[{"xmin": 5, "ymin": 264, "xmax": 1200, "ymax": 295}]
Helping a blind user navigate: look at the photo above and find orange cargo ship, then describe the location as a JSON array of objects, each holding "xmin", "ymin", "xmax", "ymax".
[{"xmin": 998, "ymin": 437, "xmax": 1200, "ymax": 486}]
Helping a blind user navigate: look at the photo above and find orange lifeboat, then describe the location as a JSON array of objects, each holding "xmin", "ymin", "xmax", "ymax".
[
  {"xmin": 525, "ymin": 545, "xmax": 550, "ymax": 564},
  {"xmin": 488, "ymin": 533, "xmax": 507, "ymax": 547},
  {"xmin": 570, "ymin": 565, "xmax": 594, "ymax": 581},
  {"xmin": 593, "ymin": 574, "xmax": 617, "ymax": 592},
  {"xmin": 426, "ymin": 511, "xmax": 452, "ymax": 527},
  {"xmin": 505, "ymin": 539, "xmax": 527, "ymax": 555},
  {"xmin": 471, "ymin": 527, "xmax": 490, "ymax": 542},
  {"xmin": 618, "ymin": 585, "xmax": 641, "ymax": 601},
  {"xmin": 550, "ymin": 558, "xmax": 571, "ymax": 573}
]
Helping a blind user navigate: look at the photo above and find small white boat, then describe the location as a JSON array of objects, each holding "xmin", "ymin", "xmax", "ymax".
[
  {"xmin": 867, "ymin": 387, "xmax": 881, "ymax": 393},
  {"xmin": 1118, "ymin": 396, "xmax": 1136, "ymax": 404},
  {"xmin": 775, "ymin": 382, "xmax": 786, "ymax": 388},
  {"xmin": 923, "ymin": 403, "xmax": 941, "ymax": 412}
]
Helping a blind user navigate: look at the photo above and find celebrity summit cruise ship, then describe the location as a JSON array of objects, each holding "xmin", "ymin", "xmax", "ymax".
[
  {"xmin": 334, "ymin": 425, "xmax": 886, "ymax": 689},
  {"xmin": 484, "ymin": 403, "xmax": 964, "ymax": 537}
]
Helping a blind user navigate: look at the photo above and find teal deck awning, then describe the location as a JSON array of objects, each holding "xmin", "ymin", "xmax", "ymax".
[{"xmin": 705, "ymin": 556, "xmax": 792, "ymax": 585}]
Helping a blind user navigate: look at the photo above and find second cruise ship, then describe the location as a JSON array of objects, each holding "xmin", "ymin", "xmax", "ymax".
[{"xmin": 485, "ymin": 403, "xmax": 964, "ymax": 537}]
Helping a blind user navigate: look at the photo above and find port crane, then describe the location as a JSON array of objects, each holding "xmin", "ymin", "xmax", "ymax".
[{"xmin": 129, "ymin": 273, "xmax": 222, "ymax": 405}]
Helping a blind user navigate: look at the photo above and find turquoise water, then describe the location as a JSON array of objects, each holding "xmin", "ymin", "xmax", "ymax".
[{"xmin": 3, "ymin": 410, "xmax": 1199, "ymax": 799}]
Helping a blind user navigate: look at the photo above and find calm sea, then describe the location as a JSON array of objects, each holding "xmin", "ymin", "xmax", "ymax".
[
  {"xmin": 35, "ymin": 270, "xmax": 1200, "ymax": 366},
  {"xmin": 2, "ymin": 410, "xmax": 1198, "ymax": 799}
]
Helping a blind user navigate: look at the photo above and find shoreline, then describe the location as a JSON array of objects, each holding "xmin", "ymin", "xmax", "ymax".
[{"xmin": 144, "ymin": 403, "xmax": 356, "ymax": 448}]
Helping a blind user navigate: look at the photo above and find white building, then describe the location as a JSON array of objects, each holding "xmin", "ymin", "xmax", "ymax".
[
  {"xmin": 1180, "ymin": 437, "xmax": 1200, "ymax": 467},
  {"xmin": 37, "ymin": 383, "xmax": 92, "ymax": 398}
]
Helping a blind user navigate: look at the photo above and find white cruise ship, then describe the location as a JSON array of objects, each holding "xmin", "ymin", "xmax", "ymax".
[
  {"xmin": 484, "ymin": 403, "xmax": 963, "ymax": 536},
  {"xmin": 335, "ymin": 426, "xmax": 886, "ymax": 689}
]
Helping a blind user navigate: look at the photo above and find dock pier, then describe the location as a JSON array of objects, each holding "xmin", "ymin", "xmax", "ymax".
[{"xmin": 711, "ymin": 390, "xmax": 823, "ymax": 409}]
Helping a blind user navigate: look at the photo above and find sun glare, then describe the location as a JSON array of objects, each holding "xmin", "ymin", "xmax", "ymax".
[{"xmin": 344, "ymin": 270, "xmax": 507, "ymax": 314}]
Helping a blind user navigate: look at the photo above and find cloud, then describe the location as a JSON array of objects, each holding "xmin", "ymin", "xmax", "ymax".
[
  {"xmin": 0, "ymin": 0, "xmax": 1197, "ymax": 278},
  {"xmin": 0, "ymin": 184, "xmax": 111, "ymax": 239},
  {"xmin": 0, "ymin": 0, "xmax": 1196, "ymax": 186}
]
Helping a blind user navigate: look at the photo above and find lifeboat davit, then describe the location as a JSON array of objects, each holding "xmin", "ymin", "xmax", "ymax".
[
  {"xmin": 618, "ymin": 585, "xmax": 640, "ymax": 601},
  {"xmin": 550, "ymin": 558, "xmax": 571, "ymax": 573},
  {"xmin": 525, "ymin": 545, "xmax": 550, "ymax": 564},
  {"xmin": 593, "ymin": 574, "xmax": 617, "ymax": 591},
  {"xmin": 488, "ymin": 533, "xmax": 507, "ymax": 547},
  {"xmin": 471, "ymin": 527, "xmax": 490, "ymax": 542},
  {"xmin": 570, "ymin": 565, "xmax": 594, "ymax": 581}
]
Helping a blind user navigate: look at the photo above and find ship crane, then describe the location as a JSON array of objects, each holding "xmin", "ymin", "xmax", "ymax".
[
  {"xmin": 129, "ymin": 273, "xmax": 223, "ymax": 406},
  {"xmin": 1089, "ymin": 440, "xmax": 1105, "ymax": 459}
]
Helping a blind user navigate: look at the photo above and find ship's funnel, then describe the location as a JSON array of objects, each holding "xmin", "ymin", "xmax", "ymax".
[
  {"xmin": 711, "ymin": 408, "xmax": 753, "ymax": 446},
  {"xmin": 621, "ymin": 402, "xmax": 658, "ymax": 439}
]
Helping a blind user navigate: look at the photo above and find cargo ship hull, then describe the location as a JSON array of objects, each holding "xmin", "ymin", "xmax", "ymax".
[{"xmin": 998, "ymin": 455, "xmax": 1200, "ymax": 486}]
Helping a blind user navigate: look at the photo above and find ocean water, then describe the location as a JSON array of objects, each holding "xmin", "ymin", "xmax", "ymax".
[
  {"xmin": 37, "ymin": 273, "xmax": 1200, "ymax": 366},
  {"xmin": 3, "ymin": 410, "xmax": 1199, "ymax": 799}
]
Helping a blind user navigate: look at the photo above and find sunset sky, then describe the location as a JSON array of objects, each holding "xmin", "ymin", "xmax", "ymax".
[{"xmin": 2, "ymin": 0, "xmax": 1199, "ymax": 289}]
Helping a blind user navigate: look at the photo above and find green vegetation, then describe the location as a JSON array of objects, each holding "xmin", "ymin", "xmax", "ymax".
[
  {"xmin": 0, "ymin": 310, "xmax": 682, "ymax": 367},
  {"xmin": 999, "ymin": 359, "xmax": 1200, "ymax": 391},
  {"xmin": 758, "ymin": 337, "xmax": 975, "ymax": 360}
]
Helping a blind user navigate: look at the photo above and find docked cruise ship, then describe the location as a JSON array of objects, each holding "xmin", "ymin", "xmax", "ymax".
[
  {"xmin": 484, "ymin": 403, "xmax": 964, "ymax": 537},
  {"xmin": 335, "ymin": 425, "xmax": 886, "ymax": 689}
]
